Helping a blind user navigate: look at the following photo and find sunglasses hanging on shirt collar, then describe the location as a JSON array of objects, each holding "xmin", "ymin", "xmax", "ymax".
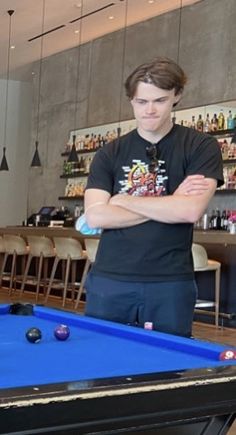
[{"xmin": 146, "ymin": 144, "xmax": 159, "ymax": 173}]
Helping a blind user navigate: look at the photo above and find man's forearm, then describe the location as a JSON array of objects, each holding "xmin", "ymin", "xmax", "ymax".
[
  {"xmin": 86, "ymin": 203, "xmax": 148, "ymax": 229},
  {"xmin": 110, "ymin": 193, "xmax": 213, "ymax": 224},
  {"xmin": 110, "ymin": 176, "xmax": 217, "ymax": 224}
]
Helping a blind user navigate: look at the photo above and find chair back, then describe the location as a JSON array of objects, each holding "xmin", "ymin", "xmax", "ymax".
[
  {"xmin": 53, "ymin": 237, "xmax": 84, "ymax": 260},
  {"xmin": 3, "ymin": 235, "xmax": 27, "ymax": 255},
  {"xmin": 84, "ymin": 238, "xmax": 99, "ymax": 263},
  {"xmin": 27, "ymin": 236, "xmax": 55, "ymax": 257},
  {"xmin": 0, "ymin": 236, "xmax": 5, "ymax": 253},
  {"xmin": 192, "ymin": 243, "xmax": 208, "ymax": 270}
]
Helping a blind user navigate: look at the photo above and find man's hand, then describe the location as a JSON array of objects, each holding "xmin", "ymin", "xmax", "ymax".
[{"xmin": 174, "ymin": 175, "xmax": 211, "ymax": 196}]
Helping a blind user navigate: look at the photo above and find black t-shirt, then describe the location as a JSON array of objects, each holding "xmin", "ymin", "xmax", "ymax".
[{"xmin": 86, "ymin": 125, "xmax": 224, "ymax": 282}]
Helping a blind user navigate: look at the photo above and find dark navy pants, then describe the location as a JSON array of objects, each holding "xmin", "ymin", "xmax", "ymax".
[{"xmin": 84, "ymin": 273, "xmax": 197, "ymax": 337}]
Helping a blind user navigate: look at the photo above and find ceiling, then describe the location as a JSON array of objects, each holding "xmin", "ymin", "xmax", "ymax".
[{"xmin": 0, "ymin": 0, "xmax": 200, "ymax": 81}]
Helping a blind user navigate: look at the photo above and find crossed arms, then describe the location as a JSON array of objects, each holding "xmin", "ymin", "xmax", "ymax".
[{"xmin": 85, "ymin": 175, "xmax": 217, "ymax": 230}]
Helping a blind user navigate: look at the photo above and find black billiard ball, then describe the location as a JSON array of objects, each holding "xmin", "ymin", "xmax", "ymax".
[
  {"xmin": 54, "ymin": 324, "xmax": 70, "ymax": 341},
  {"xmin": 26, "ymin": 327, "xmax": 42, "ymax": 343}
]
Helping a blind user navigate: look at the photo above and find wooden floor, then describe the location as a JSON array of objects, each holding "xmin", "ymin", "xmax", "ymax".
[{"xmin": 0, "ymin": 287, "xmax": 236, "ymax": 434}]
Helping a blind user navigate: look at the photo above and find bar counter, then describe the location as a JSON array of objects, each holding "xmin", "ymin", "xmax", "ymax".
[
  {"xmin": 0, "ymin": 227, "xmax": 235, "ymax": 326},
  {"xmin": 193, "ymin": 229, "xmax": 236, "ymax": 245},
  {"xmin": 194, "ymin": 230, "xmax": 236, "ymax": 326},
  {"xmin": 0, "ymin": 226, "xmax": 235, "ymax": 242},
  {"xmin": 0, "ymin": 226, "xmax": 85, "ymax": 241},
  {"xmin": 0, "ymin": 226, "xmax": 97, "ymax": 250},
  {"xmin": 0, "ymin": 226, "xmax": 235, "ymax": 244}
]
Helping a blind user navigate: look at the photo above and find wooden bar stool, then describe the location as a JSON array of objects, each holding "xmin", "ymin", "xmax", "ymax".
[
  {"xmin": 44, "ymin": 237, "xmax": 87, "ymax": 307},
  {"xmin": 192, "ymin": 243, "xmax": 221, "ymax": 327},
  {"xmin": 19, "ymin": 236, "xmax": 55, "ymax": 302},
  {"xmin": 0, "ymin": 235, "xmax": 28, "ymax": 294},
  {"xmin": 74, "ymin": 238, "xmax": 100, "ymax": 310},
  {"xmin": 0, "ymin": 236, "xmax": 5, "ymax": 286}
]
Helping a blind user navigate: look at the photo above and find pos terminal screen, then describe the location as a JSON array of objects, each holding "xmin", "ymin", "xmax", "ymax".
[{"xmin": 38, "ymin": 207, "xmax": 55, "ymax": 216}]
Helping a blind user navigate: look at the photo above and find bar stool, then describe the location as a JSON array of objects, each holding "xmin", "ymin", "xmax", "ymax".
[
  {"xmin": 192, "ymin": 243, "xmax": 221, "ymax": 327},
  {"xmin": 44, "ymin": 237, "xmax": 87, "ymax": 307},
  {"xmin": 74, "ymin": 238, "xmax": 100, "ymax": 310},
  {"xmin": 0, "ymin": 234, "xmax": 28, "ymax": 294},
  {"xmin": 0, "ymin": 236, "xmax": 5, "ymax": 284},
  {"xmin": 19, "ymin": 236, "xmax": 55, "ymax": 302}
]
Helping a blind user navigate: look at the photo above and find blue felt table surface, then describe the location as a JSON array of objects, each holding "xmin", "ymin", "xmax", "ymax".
[{"xmin": 0, "ymin": 304, "xmax": 235, "ymax": 389}]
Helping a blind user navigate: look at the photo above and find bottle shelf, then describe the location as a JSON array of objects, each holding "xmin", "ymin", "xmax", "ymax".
[
  {"xmin": 223, "ymin": 159, "xmax": 236, "ymax": 164},
  {"xmin": 60, "ymin": 173, "xmax": 89, "ymax": 179},
  {"xmin": 58, "ymin": 196, "xmax": 84, "ymax": 200},
  {"xmin": 61, "ymin": 149, "xmax": 97, "ymax": 157},
  {"xmin": 215, "ymin": 189, "xmax": 236, "ymax": 194},
  {"xmin": 210, "ymin": 129, "xmax": 235, "ymax": 137}
]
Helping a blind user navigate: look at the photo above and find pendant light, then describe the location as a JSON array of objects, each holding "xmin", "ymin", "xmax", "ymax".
[
  {"xmin": 0, "ymin": 10, "xmax": 15, "ymax": 172},
  {"xmin": 176, "ymin": 0, "xmax": 183, "ymax": 64},
  {"xmin": 117, "ymin": 0, "xmax": 128, "ymax": 138},
  {"xmin": 172, "ymin": 0, "xmax": 183, "ymax": 122},
  {"xmin": 31, "ymin": 0, "xmax": 46, "ymax": 168},
  {"xmin": 67, "ymin": 1, "xmax": 84, "ymax": 164}
]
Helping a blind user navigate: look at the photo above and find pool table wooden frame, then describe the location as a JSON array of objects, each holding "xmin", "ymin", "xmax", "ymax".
[{"xmin": 0, "ymin": 348, "xmax": 236, "ymax": 433}]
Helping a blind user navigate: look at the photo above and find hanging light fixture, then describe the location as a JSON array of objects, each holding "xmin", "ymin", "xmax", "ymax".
[
  {"xmin": 31, "ymin": 140, "xmax": 41, "ymax": 167},
  {"xmin": 176, "ymin": 0, "xmax": 183, "ymax": 64},
  {"xmin": 0, "ymin": 10, "xmax": 15, "ymax": 172},
  {"xmin": 67, "ymin": 134, "xmax": 78, "ymax": 163},
  {"xmin": 172, "ymin": 0, "xmax": 183, "ymax": 123},
  {"xmin": 68, "ymin": 1, "xmax": 84, "ymax": 164},
  {"xmin": 31, "ymin": 0, "xmax": 46, "ymax": 168},
  {"xmin": 117, "ymin": 0, "xmax": 128, "ymax": 138}
]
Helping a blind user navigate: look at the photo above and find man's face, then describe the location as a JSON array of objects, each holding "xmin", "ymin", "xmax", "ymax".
[{"xmin": 131, "ymin": 82, "xmax": 181, "ymax": 134}]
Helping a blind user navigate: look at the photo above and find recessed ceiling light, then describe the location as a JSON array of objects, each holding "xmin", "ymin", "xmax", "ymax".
[
  {"xmin": 10, "ymin": 45, "xmax": 15, "ymax": 49},
  {"xmin": 32, "ymin": 71, "xmax": 35, "ymax": 75},
  {"xmin": 148, "ymin": 0, "xmax": 155, "ymax": 3},
  {"xmin": 74, "ymin": 29, "xmax": 79, "ymax": 34},
  {"xmin": 109, "ymin": 15, "xmax": 114, "ymax": 20},
  {"xmin": 74, "ymin": 3, "xmax": 82, "ymax": 7}
]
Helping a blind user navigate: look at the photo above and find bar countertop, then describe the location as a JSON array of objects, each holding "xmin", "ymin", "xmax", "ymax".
[
  {"xmin": 0, "ymin": 226, "xmax": 235, "ymax": 245},
  {"xmin": 193, "ymin": 230, "xmax": 236, "ymax": 245},
  {"xmin": 0, "ymin": 226, "xmax": 84, "ymax": 239}
]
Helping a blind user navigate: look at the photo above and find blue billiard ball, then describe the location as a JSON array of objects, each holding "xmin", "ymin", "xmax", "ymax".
[{"xmin": 54, "ymin": 324, "xmax": 70, "ymax": 341}]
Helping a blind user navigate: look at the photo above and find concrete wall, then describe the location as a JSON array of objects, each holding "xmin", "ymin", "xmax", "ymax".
[
  {"xmin": 0, "ymin": 79, "xmax": 32, "ymax": 226},
  {"xmin": 27, "ymin": 0, "xmax": 236, "ymax": 215}
]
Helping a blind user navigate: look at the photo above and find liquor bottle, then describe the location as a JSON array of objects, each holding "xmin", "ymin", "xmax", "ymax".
[
  {"xmin": 84, "ymin": 157, "xmax": 90, "ymax": 174},
  {"xmin": 209, "ymin": 209, "xmax": 216, "ymax": 229},
  {"xmin": 97, "ymin": 134, "xmax": 102, "ymax": 148},
  {"xmin": 227, "ymin": 110, "xmax": 235, "ymax": 130},
  {"xmin": 221, "ymin": 210, "xmax": 228, "ymax": 231},
  {"xmin": 196, "ymin": 114, "xmax": 204, "ymax": 132},
  {"xmin": 203, "ymin": 113, "xmax": 211, "ymax": 133},
  {"xmin": 216, "ymin": 209, "xmax": 221, "ymax": 230},
  {"xmin": 80, "ymin": 156, "xmax": 85, "ymax": 173},
  {"xmin": 84, "ymin": 134, "xmax": 90, "ymax": 150},
  {"xmin": 233, "ymin": 114, "xmax": 236, "ymax": 129},
  {"xmin": 63, "ymin": 160, "xmax": 68, "ymax": 175},
  {"xmin": 191, "ymin": 115, "xmax": 196, "ymax": 129},
  {"xmin": 211, "ymin": 114, "xmax": 218, "ymax": 131},
  {"xmin": 218, "ymin": 110, "xmax": 225, "ymax": 130}
]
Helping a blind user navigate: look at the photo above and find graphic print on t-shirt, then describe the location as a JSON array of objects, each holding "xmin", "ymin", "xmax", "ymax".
[{"xmin": 119, "ymin": 159, "xmax": 168, "ymax": 196}]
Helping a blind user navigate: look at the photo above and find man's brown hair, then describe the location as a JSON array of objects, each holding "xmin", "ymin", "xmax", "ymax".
[{"xmin": 125, "ymin": 57, "xmax": 187, "ymax": 100}]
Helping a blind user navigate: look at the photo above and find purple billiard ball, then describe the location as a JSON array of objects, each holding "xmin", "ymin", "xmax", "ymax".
[{"xmin": 54, "ymin": 324, "xmax": 70, "ymax": 341}]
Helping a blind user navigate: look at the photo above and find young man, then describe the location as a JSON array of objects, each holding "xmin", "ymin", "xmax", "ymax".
[{"xmin": 79, "ymin": 57, "xmax": 224, "ymax": 337}]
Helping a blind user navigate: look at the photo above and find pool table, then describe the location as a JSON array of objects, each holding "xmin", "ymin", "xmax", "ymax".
[{"xmin": 0, "ymin": 303, "xmax": 236, "ymax": 434}]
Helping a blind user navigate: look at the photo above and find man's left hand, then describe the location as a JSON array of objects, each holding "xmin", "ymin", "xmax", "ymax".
[{"xmin": 174, "ymin": 175, "xmax": 210, "ymax": 196}]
